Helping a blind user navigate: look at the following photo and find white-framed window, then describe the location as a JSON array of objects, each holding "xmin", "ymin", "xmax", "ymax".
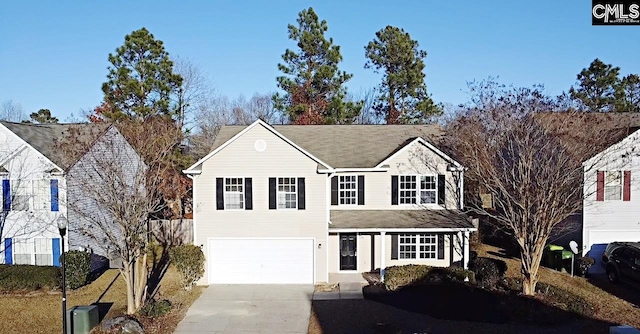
[
  {"xmin": 12, "ymin": 238, "xmax": 32, "ymax": 264},
  {"xmin": 339, "ymin": 175, "xmax": 357, "ymax": 205},
  {"xmin": 399, "ymin": 233, "xmax": 438, "ymax": 259},
  {"xmin": 12, "ymin": 180, "xmax": 31, "ymax": 211},
  {"xmin": 399, "ymin": 175, "xmax": 437, "ymax": 205},
  {"xmin": 34, "ymin": 238, "xmax": 53, "ymax": 265},
  {"xmin": 420, "ymin": 176, "xmax": 437, "ymax": 204},
  {"xmin": 32, "ymin": 180, "xmax": 51, "ymax": 211},
  {"xmin": 605, "ymin": 171, "xmax": 622, "ymax": 201},
  {"xmin": 10, "ymin": 238, "xmax": 53, "ymax": 265},
  {"xmin": 224, "ymin": 178, "xmax": 244, "ymax": 210},
  {"xmin": 4, "ymin": 179, "xmax": 53, "ymax": 212},
  {"xmin": 277, "ymin": 177, "xmax": 297, "ymax": 209}
]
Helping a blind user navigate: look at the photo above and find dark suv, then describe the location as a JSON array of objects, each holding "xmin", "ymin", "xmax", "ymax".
[{"xmin": 603, "ymin": 242, "xmax": 640, "ymax": 283}]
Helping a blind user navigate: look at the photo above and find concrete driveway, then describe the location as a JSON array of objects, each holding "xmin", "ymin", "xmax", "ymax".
[{"xmin": 174, "ymin": 285, "xmax": 314, "ymax": 334}]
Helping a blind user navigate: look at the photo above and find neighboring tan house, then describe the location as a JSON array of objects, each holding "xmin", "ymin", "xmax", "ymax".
[
  {"xmin": 183, "ymin": 120, "xmax": 476, "ymax": 285},
  {"xmin": 583, "ymin": 129, "xmax": 640, "ymax": 273},
  {"xmin": 0, "ymin": 121, "xmax": 139, "ymax": 270}
]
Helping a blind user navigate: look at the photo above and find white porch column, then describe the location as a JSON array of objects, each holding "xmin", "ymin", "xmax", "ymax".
[
  {"xmin": 380, "ymin": 231, "xmax": 386, "ymax": 282},
  {"xmin": 463, "ymin": 230, "xmax": 470, "ymax": 269}
]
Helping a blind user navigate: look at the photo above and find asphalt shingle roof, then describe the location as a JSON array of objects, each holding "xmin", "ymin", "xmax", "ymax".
[
  {"xmin": 330, "ymin": 210, "xmax": 475, "ymax": 229},
  {"xmin": 212, "ymin": 124, "xmax": 443, "ymax": 168},
  {"xmin": 1, "ymin": 122, "xmax": 110, "ymax": 170}
]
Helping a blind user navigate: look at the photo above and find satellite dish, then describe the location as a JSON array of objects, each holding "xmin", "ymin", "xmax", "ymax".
[{"xmin": 569, "ymin": 241, "xmax": 579, "ymax": 254}]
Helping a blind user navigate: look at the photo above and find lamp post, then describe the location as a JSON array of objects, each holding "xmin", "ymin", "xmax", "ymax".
[{"xmin": 57, "ymin": 215, "xmax": 68, "ymax": 334}]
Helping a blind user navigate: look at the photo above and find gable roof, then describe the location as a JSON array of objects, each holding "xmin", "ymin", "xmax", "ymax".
[
  {"xmin": 534, "ymin": 112, "xmax": 640, "ymax": 162},
  {"xmin": 208, "ymin": 123, "xmax": 444, "ymax": 168},
  {"xmin": 0, "ymin": 121, "xmax": 111, "ymax": 170}
]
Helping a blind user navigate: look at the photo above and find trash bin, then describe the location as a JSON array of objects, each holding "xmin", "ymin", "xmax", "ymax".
[{"xmin": 66, "ymin": 305, "xmax": 99, "ymax": 334}]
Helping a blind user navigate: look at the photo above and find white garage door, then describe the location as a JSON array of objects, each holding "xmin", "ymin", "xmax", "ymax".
[
  {"xmin": 208, "ymin": 238, "xmax": 314, "ymax": 284},
  {"xmin": 587, "ymin": 230, "xmax": 640, "ymax": 273}
]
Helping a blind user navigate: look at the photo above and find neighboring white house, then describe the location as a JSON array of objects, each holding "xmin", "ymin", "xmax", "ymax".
[
  {"xmin": 583, "ymin": 129, "xmax": 640, "ymax": 273},
  {"xmin": 184, "ymin": 120, "xmax": 476, "ymax": 285},
  {"xmin": 0, "ymin": 121, "xmax": 137, "ymax": 269}
]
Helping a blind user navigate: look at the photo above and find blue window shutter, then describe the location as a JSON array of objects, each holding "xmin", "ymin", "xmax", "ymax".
[
  {"xmin": 52, "ymin": 238, "xmax": 61, "ymax": 267},
  {"xmin": 50, "ymin": 179, "xmax": 59, "ymax": 212},
  {"xmin": 2, "ymin": 180, "xmax": 10, "ymax": 211},
  {"xmin": 4, "ymin": 238, "xmax": 12, "ymax": 264}
]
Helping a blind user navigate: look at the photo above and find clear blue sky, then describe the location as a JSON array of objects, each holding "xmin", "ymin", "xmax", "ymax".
[{"xmin": 1, "ymin": 1, "xmax": 639, "ymax": 121}]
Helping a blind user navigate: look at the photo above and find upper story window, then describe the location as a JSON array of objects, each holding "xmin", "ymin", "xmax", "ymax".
[
  {"xmin": 597, "ymin": 170, "xmax": 631, "ymax": 202},
  {"xmin": 399, "ymin": 175, "xmax": 436, "ymax": 205},
  {"xmin": 2, "ymin": 179, "xmax": 59, "ymax": 212},
  {"xmin": 339, "ymin": 175, "xmax": 357, "ymax": 205},
  {"xmin": 331, "ymin": 175, "xmax": 364, "ymax": 206},
  {"xmin": 277, "ymin": 177, "xmax": 297, "ymax": 209},
  {"xmin": 605, "ymin": 171, "xmax": 622, "ymax": 201},
  {"xmin": 269, "ymin": 177, "xmax": 305, "ymax": 210},
  {"xmin": 224, "ymin": 178, "xmax": 244, "ymax": 210},
  {"xmin": 216, "ymin": 177, "xmax": 252, "ymax": 210}
]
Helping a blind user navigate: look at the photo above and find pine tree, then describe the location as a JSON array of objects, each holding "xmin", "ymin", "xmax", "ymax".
[
  {"xmin": 569, "ymin": 58, "xmax": 620, "ymax": 112},
  {"xmin": 365, "ymin": 26, "xmax": 441, "ymax": 124},
  {"xmin": 273, "ymin": 7, "xmax": 361, "ymax": 124},
  {"xmin": 100, "ymin": 28, "xmax": 183, "ymax": 121},
  {"xmin": 27, "ymin": 109, "xmax": 59, "ymax": 123},
  {"xmin": 615, "ymin": 74, "xmax": 640, "ymax": 112}
]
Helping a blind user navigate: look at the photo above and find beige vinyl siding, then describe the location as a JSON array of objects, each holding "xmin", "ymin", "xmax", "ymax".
[
  {"xmin": 328, "ymin": 232, "xmax": 462, "ymax": 274},
  {"xmin": 194, "ymin": 124, "xmax": 328, "ymax": 284},
  {"xmin": 583, "ymin": 134, "xmax": 640, "ymax": 256},
  {"xmin": 332, "ymin": 142, "xmax": 460, "ymax": 210}
]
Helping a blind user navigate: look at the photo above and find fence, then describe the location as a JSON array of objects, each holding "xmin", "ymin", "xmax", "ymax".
[{"xmin": 149, "ymin": 219, "xmax": 193, "ymax": 246}]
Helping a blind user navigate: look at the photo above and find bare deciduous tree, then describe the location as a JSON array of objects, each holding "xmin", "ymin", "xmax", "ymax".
[
  {"xmin": 0, "ymin": 100, "xmax": 26, "ymax": 122},
  {"xmin": 61, "ymin": 119, "xmax": 180, "ymax": 313},
  {"xmin": 443, "ymin": 81, "xmax": 616, "ymax": 295}
]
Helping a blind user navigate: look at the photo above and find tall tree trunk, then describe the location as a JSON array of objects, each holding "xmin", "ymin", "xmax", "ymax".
[
  {"xmin": 520, "ymin": 239, "xmax": 545, "ymax": 295},
  {"xmin": 121, "ymin": 263, "xmax": 136, "ymax": 314}
]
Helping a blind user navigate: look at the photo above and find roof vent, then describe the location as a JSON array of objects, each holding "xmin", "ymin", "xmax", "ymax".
[{"xmin": 254, "ymin": 139, "xmax": 266, "ymax": 152}]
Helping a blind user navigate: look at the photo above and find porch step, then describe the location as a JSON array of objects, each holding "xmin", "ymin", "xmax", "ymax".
[{"xmin": 312, "ymin": 282, "xmax": 365, "ymax": 300}]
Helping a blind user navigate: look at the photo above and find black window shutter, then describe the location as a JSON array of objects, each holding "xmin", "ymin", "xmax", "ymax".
[
  {"xmin": 297, "ymin": 177, "xmax": 305, "ymax": 210},
  {"xmin": 216, "ymin": 178, "xmax": 224, "ymax": 210},
  {"xmin": 437, "ymin": 234, "xmax": 445, "ymax": 259},
  {"xmin": 357, "ymin": 175, "xmax": 365, "ymax": 205},
  {"xmin": 391, "ymin": 234, "xmax": 398, "ymax": 260},
  {"xmin": 331, "ymin": 176, "xmax": 338, "ymax": 205},
  {"xmin": 391, "ymin": 176, "xmax": 399, "ymax": 205},
  {"xmin": 268, "ymin": 178, "xmax": 276, "ymax": 210},
  {"xmin": 438, "ymin": 174, "xmax": 446, "ymax": 206},
  {"xmin": 245, "ymin": 178, "xmax": 253, "ymax": 210}
]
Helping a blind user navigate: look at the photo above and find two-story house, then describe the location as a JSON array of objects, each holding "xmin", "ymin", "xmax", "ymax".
[
  {"xmin": 583, "ymin": 129, "xmax": 640, "ymax": 273},
  {"xmin": 1, "ymin": 121, "xmax": 140, "ymax": 270},
  {"xmin": 184, "ymin": 120, "xmax": 475, "ymax": 284}
]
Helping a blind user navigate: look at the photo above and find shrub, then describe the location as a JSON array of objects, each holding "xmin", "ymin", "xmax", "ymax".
[
  {"xmin": 63, "ymin": 250, "xmax": 91, "ymax": 289},
  {"xmin": 470, "ymin": 257, "xmax": 503, "ymax": 289},
  {"xmin": 139, "ymin": 299, "xmax": 172, "ymax": 317},
  {"xmin": 0, "ymin": 265, "xmax": 61, "ymax": 292},
  {"xmin": 384, "ymin": 265, "xmax": 431, "ymax": 291},
  {"xmin": 169, "ymin": 244, "xmax": 205, "ymax": 290},
  {"xmin": 384, "ymin": 265, "xmax": 475, "ymax": 291},
  {"xmin": 425, "ymin": 267, "xmax": 475, "ymax": 285}
]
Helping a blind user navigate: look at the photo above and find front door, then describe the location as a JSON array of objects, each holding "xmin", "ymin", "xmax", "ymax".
[{"xmin": 340, "ymin": 233, "xmax": 357, "ymax": 270}]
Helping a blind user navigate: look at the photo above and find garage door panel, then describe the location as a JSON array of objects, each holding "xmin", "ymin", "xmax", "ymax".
[
  {"xmin": 588, "ymin": 231, "xmax": 640, "ymax": 274},
  {"xmin": 209, "ymin": 239, "xmax": 314, "ymax": 284}
]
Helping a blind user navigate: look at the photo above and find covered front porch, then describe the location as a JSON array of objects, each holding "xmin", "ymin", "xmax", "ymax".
[{"xmin": 327, "ymin": 210, "xmax": 476, "ymax": 281}]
